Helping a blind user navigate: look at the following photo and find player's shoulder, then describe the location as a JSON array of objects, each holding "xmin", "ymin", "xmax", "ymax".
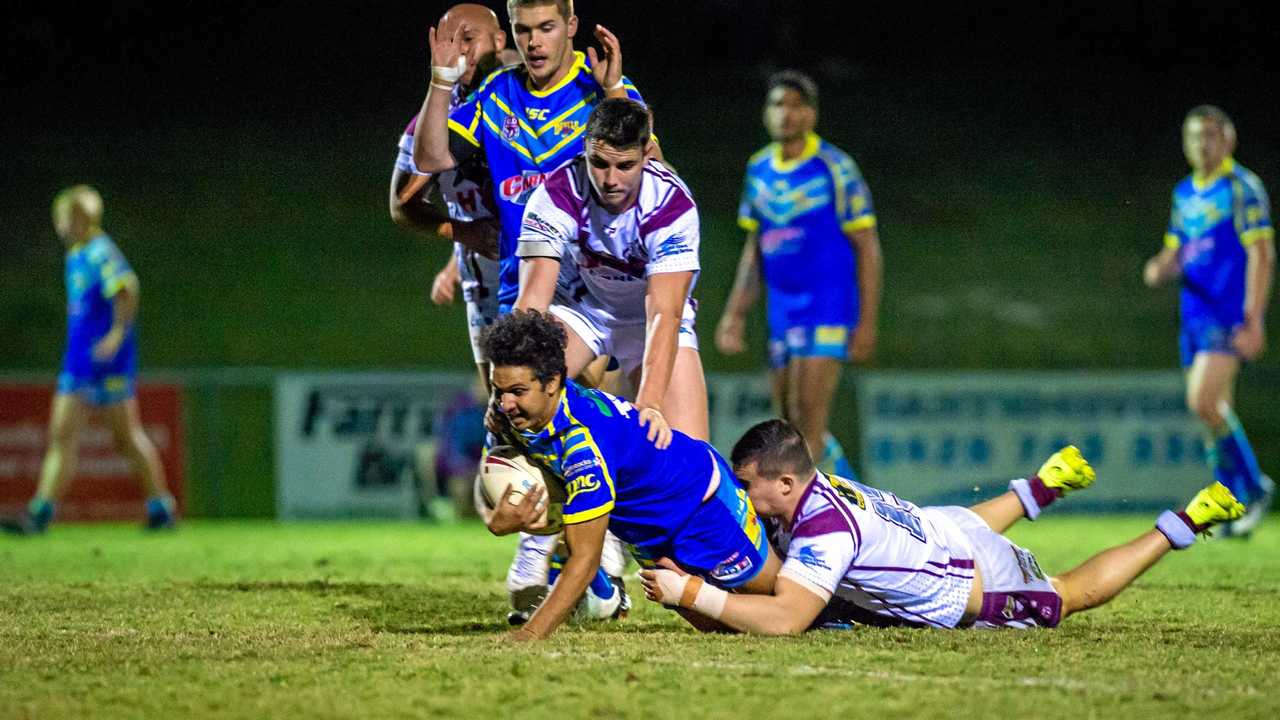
[
  {"xmin": 1229, "ymin": 160, "xmax": 1269, "ymax": 199},
  {"xmin": 815, "ymin": 137, "xmax": 860, "ymax": 173},
  {"xmin": 642, "ymin": 160, "xmax": 695, "ymax": 203},
  {"xmin": 746, "ymin": 144, "xmax": 775, "ymax": 171},
  {"xmin": 84, "ymin": 234, "xmax": 121, "ymax": 262},
  {"xmin": 474, "ymin": 63, "xmax": 521, "ymax": 98}
]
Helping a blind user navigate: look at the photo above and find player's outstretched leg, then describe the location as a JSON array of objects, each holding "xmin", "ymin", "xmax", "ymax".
[
  {"xmin": 970, "ymin": 446, "xmax": 1096, "ymax": 533},
  {"xmin": 1052, "ymin": 482, "xmax": 1245, "ymax": 620},
  {"xmin": 3, "ymin": 394, "xmax": 87, "ymax": 535}
]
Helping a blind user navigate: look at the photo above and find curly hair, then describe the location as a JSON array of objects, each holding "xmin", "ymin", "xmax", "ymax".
[
  {"xmin": 479, "ymin": 310, "xmax": 568, "ymax": 386},
  {"xmin": 730, "ymin": 418, "xmax": 815, "ymax": 479}
]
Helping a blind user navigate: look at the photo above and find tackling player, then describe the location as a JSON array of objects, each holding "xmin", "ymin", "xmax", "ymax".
[
  {"xmin": 715, "ymin": 71, "xmax": 882, "ymax": 478},
  {"xmin": 641, "ymin": 419, "xmax": 1245, "ymax": 633},
  {"xmin": 1143, "ymin": 105, "xmax": 1275, "ymax": 536},
  {"xmin": 514, "ymin": 98, "xmax": 709, "ymax": 439},
  {"xmin": 479, "ymin": 311, "xmax": 780, "ymax": 641},
  {"xmin": 4, "ymin": 186, "xmax": 176, "ymax": 535}
]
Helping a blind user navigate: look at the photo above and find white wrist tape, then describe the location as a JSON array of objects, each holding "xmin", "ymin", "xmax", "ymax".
[
  {"xmin": 431, "ymin": 56, "xmax": 468, "ymax": 84},
  {"xmin": 688, "ymin": 579, "xmax": 728, "ymax": 621},
  {"xmin": 606, "ymin": 78, "xmax": 625, "ymax": 92}
]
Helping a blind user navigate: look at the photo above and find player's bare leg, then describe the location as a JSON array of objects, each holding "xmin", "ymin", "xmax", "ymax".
[
  {"xmin": 1185, "ymin": 352, "xmax": 1237, "ymax": 430},
  {"xmin": 35, "ymin": 393, "xmax": 87, "ymax": 504},
  {"xmin": 1052, "ymin": 482, "xmax": 1243, "ymax": 619},
  {"xmin": 785, "ymin": 356, "xmax": 842, "ymax": 464},
  {"xmin": 558, "ymin": 321, "xmax": 600, "ymax": 380},
  {"xmin": 635, "ymin": 346, "xmax": 709, "ymax": 441},
  {"xmin": 102, "ymin": 398, "xmax": 168, "ymax": 499},
  {"xmin": 968, "ymin": 492, "xmax": 1028, "ymax": 535}
]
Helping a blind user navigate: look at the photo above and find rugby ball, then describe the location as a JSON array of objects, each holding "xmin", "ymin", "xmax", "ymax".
[{"xmin": 479, "ymin": 446, "xmax": 564, "ymax": 535}]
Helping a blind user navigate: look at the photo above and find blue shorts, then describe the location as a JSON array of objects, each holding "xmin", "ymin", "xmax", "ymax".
[
  {"xmin": 1178, "ymin": 319, "xmax": 1236, "ymax": 368},
  {"xmin": 768, "ymin": 323, "xmax": 852, "ymax": 370},
  {"xmin": 57, "ymin": 371, "xmax": 135, "ymax": 406},
  {"xmin": 629, "ymin": 454, "xmax": 769, "ymax": 589}
]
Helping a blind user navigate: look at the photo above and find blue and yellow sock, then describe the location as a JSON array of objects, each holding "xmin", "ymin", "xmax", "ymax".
[
  {"xmin": 548, "ymin": 556, "xmax": 614, "ymax": 599},
  {"xmin": 817, "ymin": 432, "xmax": 857, "ymax": 481}
]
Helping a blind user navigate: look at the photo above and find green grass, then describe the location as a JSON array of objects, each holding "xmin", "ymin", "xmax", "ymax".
[{"xmin": 3, "ymin": 518, "xmax": 1279, "ymax": 719}]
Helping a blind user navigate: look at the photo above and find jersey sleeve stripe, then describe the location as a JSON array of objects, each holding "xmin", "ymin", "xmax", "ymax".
[
  {"xmin": 737, "ymin": 216, "xmax": 760, "ymax": 231},
  {"xmin": 842, "ymin": 215, "xmax": 877, "ymax": 233},
  {"xmin": 1162, "ymin": 232, "xmax": 1182, "ymax": 249},
  {"xmin": 1240, "ymin": 227, "xmax": 1275, "ymax": 246},
  {"xmin": 637, "ymin": 190, "xmax": 695, "ymax": 237},
  {"xmin": 563, "ymin": 501, "xmax": 615, "ymax": 524},
  {"xmin": 448, "ymin": 118, "xmax": 480, "ymax": 147}
]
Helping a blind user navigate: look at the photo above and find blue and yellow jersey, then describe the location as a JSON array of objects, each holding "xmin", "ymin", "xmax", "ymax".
[
  {"xmin": 737, "ymin": 133, "xmax": 876, "ymax": 332},
  {"xmin": 507, "ymin": 380, "xmax": 714, "ymax": 550},
  {"xmin": 447, "ymin": 52, "xmax": 645, "ymax": 309},
  {"xmin": 62, "ymin": 234, "xmax": 138, "ymax": 377},
  {"xmin": 1165, "ymin": 157, "xmax": 1273, "ymax": 327}
]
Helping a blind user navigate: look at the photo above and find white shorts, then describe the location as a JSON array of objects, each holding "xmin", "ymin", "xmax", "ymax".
[
  {"xmin": 548, "ymin": 295, "xmax": 699, "ymax": 378},
  {"xmin": 928, "ymin": 506, "xmax": 1063, "ymax": 629},
  {"xmin": 456, "ymin": 245, "xmax": 501, "ymax": 364}
]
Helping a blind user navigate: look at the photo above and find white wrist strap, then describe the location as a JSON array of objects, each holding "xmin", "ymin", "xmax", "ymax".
[
  {"xmin": 680, "ymin": 577, "xmax": 728, "ymax": 620},
  {"xmin": 431, "ymin": 56, "xmax": 468, "ymax": 84},
  {"xmin": 606, "ymin": 78, "xmax": 625, "ymax": 92}
]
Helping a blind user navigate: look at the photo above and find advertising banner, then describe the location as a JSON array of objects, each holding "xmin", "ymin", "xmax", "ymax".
[
  {"xmin": 856, "ymin": 371, "xmax": 1206, "ymax": 509},
  {"xmin": 274, "ymin": 372, "xmax": 477, "ymax": 519},
  {"xmin": 0, "ymin": 383, "xmax": 185, "ymax": 521}
]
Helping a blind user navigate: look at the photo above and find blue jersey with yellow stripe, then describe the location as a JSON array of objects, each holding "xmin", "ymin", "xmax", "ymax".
[
  {"xmin": 1164, "ymin": 157, "xmax": 1273, "ymax": 328},
  {"xmin": 737, "ymin": 133, "xmax": 875, "ymax": 332},
  {"xmin": 447, "ymin": 52, "xmax": 644, "ymax": 308},
  {"xmin": 507, "ymin": 380, "xmax": 714, "ymax": 550},
  {"xmin": 62, "ymin": 234, "xmax": 138, "ymax": 378}
]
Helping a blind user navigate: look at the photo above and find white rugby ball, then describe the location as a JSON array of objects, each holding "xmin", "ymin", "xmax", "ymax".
[{"xmin": 479, "ymin": 448, "xmax": 564, "ymax": 535}]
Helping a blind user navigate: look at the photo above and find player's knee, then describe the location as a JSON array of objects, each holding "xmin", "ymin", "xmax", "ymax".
[{"xmin": 1186, "ymin": 392, "xmax": 1222, "ymax": 427}]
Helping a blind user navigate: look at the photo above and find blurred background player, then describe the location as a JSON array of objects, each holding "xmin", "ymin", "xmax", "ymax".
[
  {"xmin": 480, "ymin": 311, "xmax": 778, "ymax": 641},
  {"xmin": 390, "ymin": 3, "xmax": 512, "ymax": 389},
  {"xmin": 1143, "ymin": 105, "xmax": 1275, "ymax": 537},
  {"xmin": 515, "ymin": 98, "xmax": 709, "ymax": 439},
  {"xmin": 715, "ymin": 71, "xmax": 882, "ymax": 479},
  {"xmin": 642, "ymin": 420, "xmax": 1245, "ymax": 634},
  {"xmin": 409, "ymin": 0, "xmax": 639, "ymax": 624},
  {"xmin": 4, "ymin": 186, "xmax": 175, "ymax": 535}
]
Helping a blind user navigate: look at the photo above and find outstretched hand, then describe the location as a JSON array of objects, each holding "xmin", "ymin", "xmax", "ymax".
[
  {"xmin": 428, "ymin": 18, "xmax": 468, "ymax": 80},
  {"xmin": 587, "ymin": 24, "xmax": 624, "ymax": 94},
  {"xmin": 636, "ymin": 406, "xmax": 672, "ymax": 449}
]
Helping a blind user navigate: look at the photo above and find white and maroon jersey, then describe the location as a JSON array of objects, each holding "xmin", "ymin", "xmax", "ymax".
[
  {"xmin": 515, "ymin": 157, "xmax": 701, "ymax": 323},
  {"xmin": 397, "ymin": 110, "xmax": 495, "ymax": 224},
  {"xmin": 769, "ymin": 473, "xmax": 977, "ymax": 629}
]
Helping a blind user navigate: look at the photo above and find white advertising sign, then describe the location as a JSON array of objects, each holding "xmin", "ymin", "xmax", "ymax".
[
  {"xmin": 275, "ymin": 372, "xmax": 476, "ymax": 519},
  {"xmin": 857, "ymin": 371, "xmax": 1207, "ymax": 509}
]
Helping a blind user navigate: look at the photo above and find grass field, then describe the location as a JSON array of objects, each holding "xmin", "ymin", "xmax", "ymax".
[{"xmin": 3, "ymin": 518, "xmax": 1279, "ymax": 719}]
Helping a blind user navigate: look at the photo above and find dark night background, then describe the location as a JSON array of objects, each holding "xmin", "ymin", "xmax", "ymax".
[{"xmin": 2, "ymin": 1, "xmax": 1278, "ymax": 514}]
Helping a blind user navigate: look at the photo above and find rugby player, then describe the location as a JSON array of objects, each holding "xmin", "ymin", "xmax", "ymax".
[
  {"xmin": 514, "ymin": 98, "xmax": 709, "ymax": 440},
  {"xmin": 4, "ymin": 186, "xmax": 176, "ymax": 535},
  {"xmin": 412, "ymin": 0, "xmax": 659, "ymax": 624},
  {"xmin": 641, "ymin": 419, "xmax": 1245, "ymax": 633},
  {"xmin": 480, "ymin": 311, "xmax": 780, "ymax": 641},
  {"xmin": 715, "ymin": 71, "xmax": 882, "ymax": 478},
  {"xmin": 1143, "ymin": 105, "xmax": 1275, "ymax": 536}
]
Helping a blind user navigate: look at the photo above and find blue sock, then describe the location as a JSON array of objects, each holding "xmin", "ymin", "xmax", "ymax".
[
  {"xmin": 27, "ymin": 498, "xmax": 53, "ymax": 529},
  {"xmin": 1221, "ymin": 410, "xmax": 1264, "ymax": 499},
  {"xmin": 146, "ymin": 495, "xmax": 173, "ymax": 521},
  {"xmin": 548, "ymin": 553, "xmax": 564, "ymax": 586},
  {"xmin": 1203, "ymin": 436, "xmax": 1242, "ymax": 499},
  {"xmin": 818, "ymin": 432, "xmax": 857, "ymax": 481},
  {"xmin": 588, "ymin": 568, "xmax": 615, "ymax": 599}
]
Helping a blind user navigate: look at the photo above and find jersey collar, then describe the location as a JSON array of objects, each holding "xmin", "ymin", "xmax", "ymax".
[
  {"xmin": 1191, "ymin": 156, "xmax": 1235, "ymax": 191},
  {"xmin": 769, "ymin": 133, "xmax": 821, "ymax": 173},
  {"xmin": 525, "ymin": 51, "xmax": 587, "ymax": 98},
  {"xmin": 522, "ymin": 386, "xmax": 570, "ymax": 440},
  {"xmin": 787, "ymin": 470, "xmax": 827, "ymax": 531}
]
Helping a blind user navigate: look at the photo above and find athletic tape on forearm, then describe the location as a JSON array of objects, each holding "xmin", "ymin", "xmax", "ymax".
[
  {"xmin": 431, "ymin": 57, "xmax": 468, "ymax": 84},
  {"xmin": 679, "ymin": 577, "xmax": 727, "ymax": 620}
]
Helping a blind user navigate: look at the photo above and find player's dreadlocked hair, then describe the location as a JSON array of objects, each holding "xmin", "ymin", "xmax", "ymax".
[
  {"xmin": 507, "ymin": 0, "xmax": 573, "ymax": 21},
  {"xmin": 768, "ymin": 70, "xmax": 819, "ymax": 109},
  {"xmin": 585, "ymin": 98, "xmax": 652, "ymax": 150},
  {"xmin": 731, "ymin": 419, "xmax": 815, "ymax": 479},
  {"xmin": 480, "ymin": 310, "xmax": 568, "ymax": 387}
]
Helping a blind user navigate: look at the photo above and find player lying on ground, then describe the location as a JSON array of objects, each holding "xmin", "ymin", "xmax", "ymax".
[
  {"xmin": 641, "ymin": 418, "xmax": 1245, "ymax": 634},
  {"xmin": 1142, "ymin": 104, "xmax": 1275, "ymax": 537},
  {"xmin": 716, "ymin": 70, "xmax": 882, "ymax": 478},
  {"xmin": 479, "ymin": 310, "xmax": 780, "ymax": 641},
  {"xmin": 4, "ymin": 186, "xmax": 176, "ymax": 535},
  {"xmin": 515, "ymin": 97, "xmax": 709, "ymax": 440}
]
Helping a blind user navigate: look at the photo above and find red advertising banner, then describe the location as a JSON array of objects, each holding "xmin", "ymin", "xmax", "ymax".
[{"xmin": 0, "ymin": 384, "xmax": 185, "ymax": 521}]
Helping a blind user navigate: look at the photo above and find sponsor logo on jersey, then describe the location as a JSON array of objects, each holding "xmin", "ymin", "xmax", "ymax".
[
  {"xmin": 759, "ymin": 227, "xmax": 804, "ymax": 255},
  {"xmin": 524, "ymin": 107, "xmax": 549, "ymax": 121},
  {"xmin": 652, "ymin": 235, "xmax": 692, "ymax": 261},
  {"xmin": 565, "ymin": 473, "xmax": 601, "ymax": 503},
  {"xmin": 502, "ymin": 114, "xmax": 520, "ymax": 140},
  {"xmin": 550, "ymin": 120, "xmax": 581, "ymax": 136},
  {"xmin": 796, "ymin": 545, "xmax": 830, "ymax": 571},
  {"xmin": 500, "ymin": 172, "xmax": 548, "ymax": 203},
  {"xmin": 521, "ymin": 212, "xmax": 561, "ymax": 239},
  {"xmin": 563, "ymin": 458, "xmax": 598, "ymax": 476}
]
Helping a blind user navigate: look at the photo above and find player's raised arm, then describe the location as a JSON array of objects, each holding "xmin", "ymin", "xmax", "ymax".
[
  {"xmin": 846, "ymin": 225, "xmax": 882, "ymax": 363},
  {"xmin": 413, "ymin": 17, "xmax": 469, "ymax": 173}
]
